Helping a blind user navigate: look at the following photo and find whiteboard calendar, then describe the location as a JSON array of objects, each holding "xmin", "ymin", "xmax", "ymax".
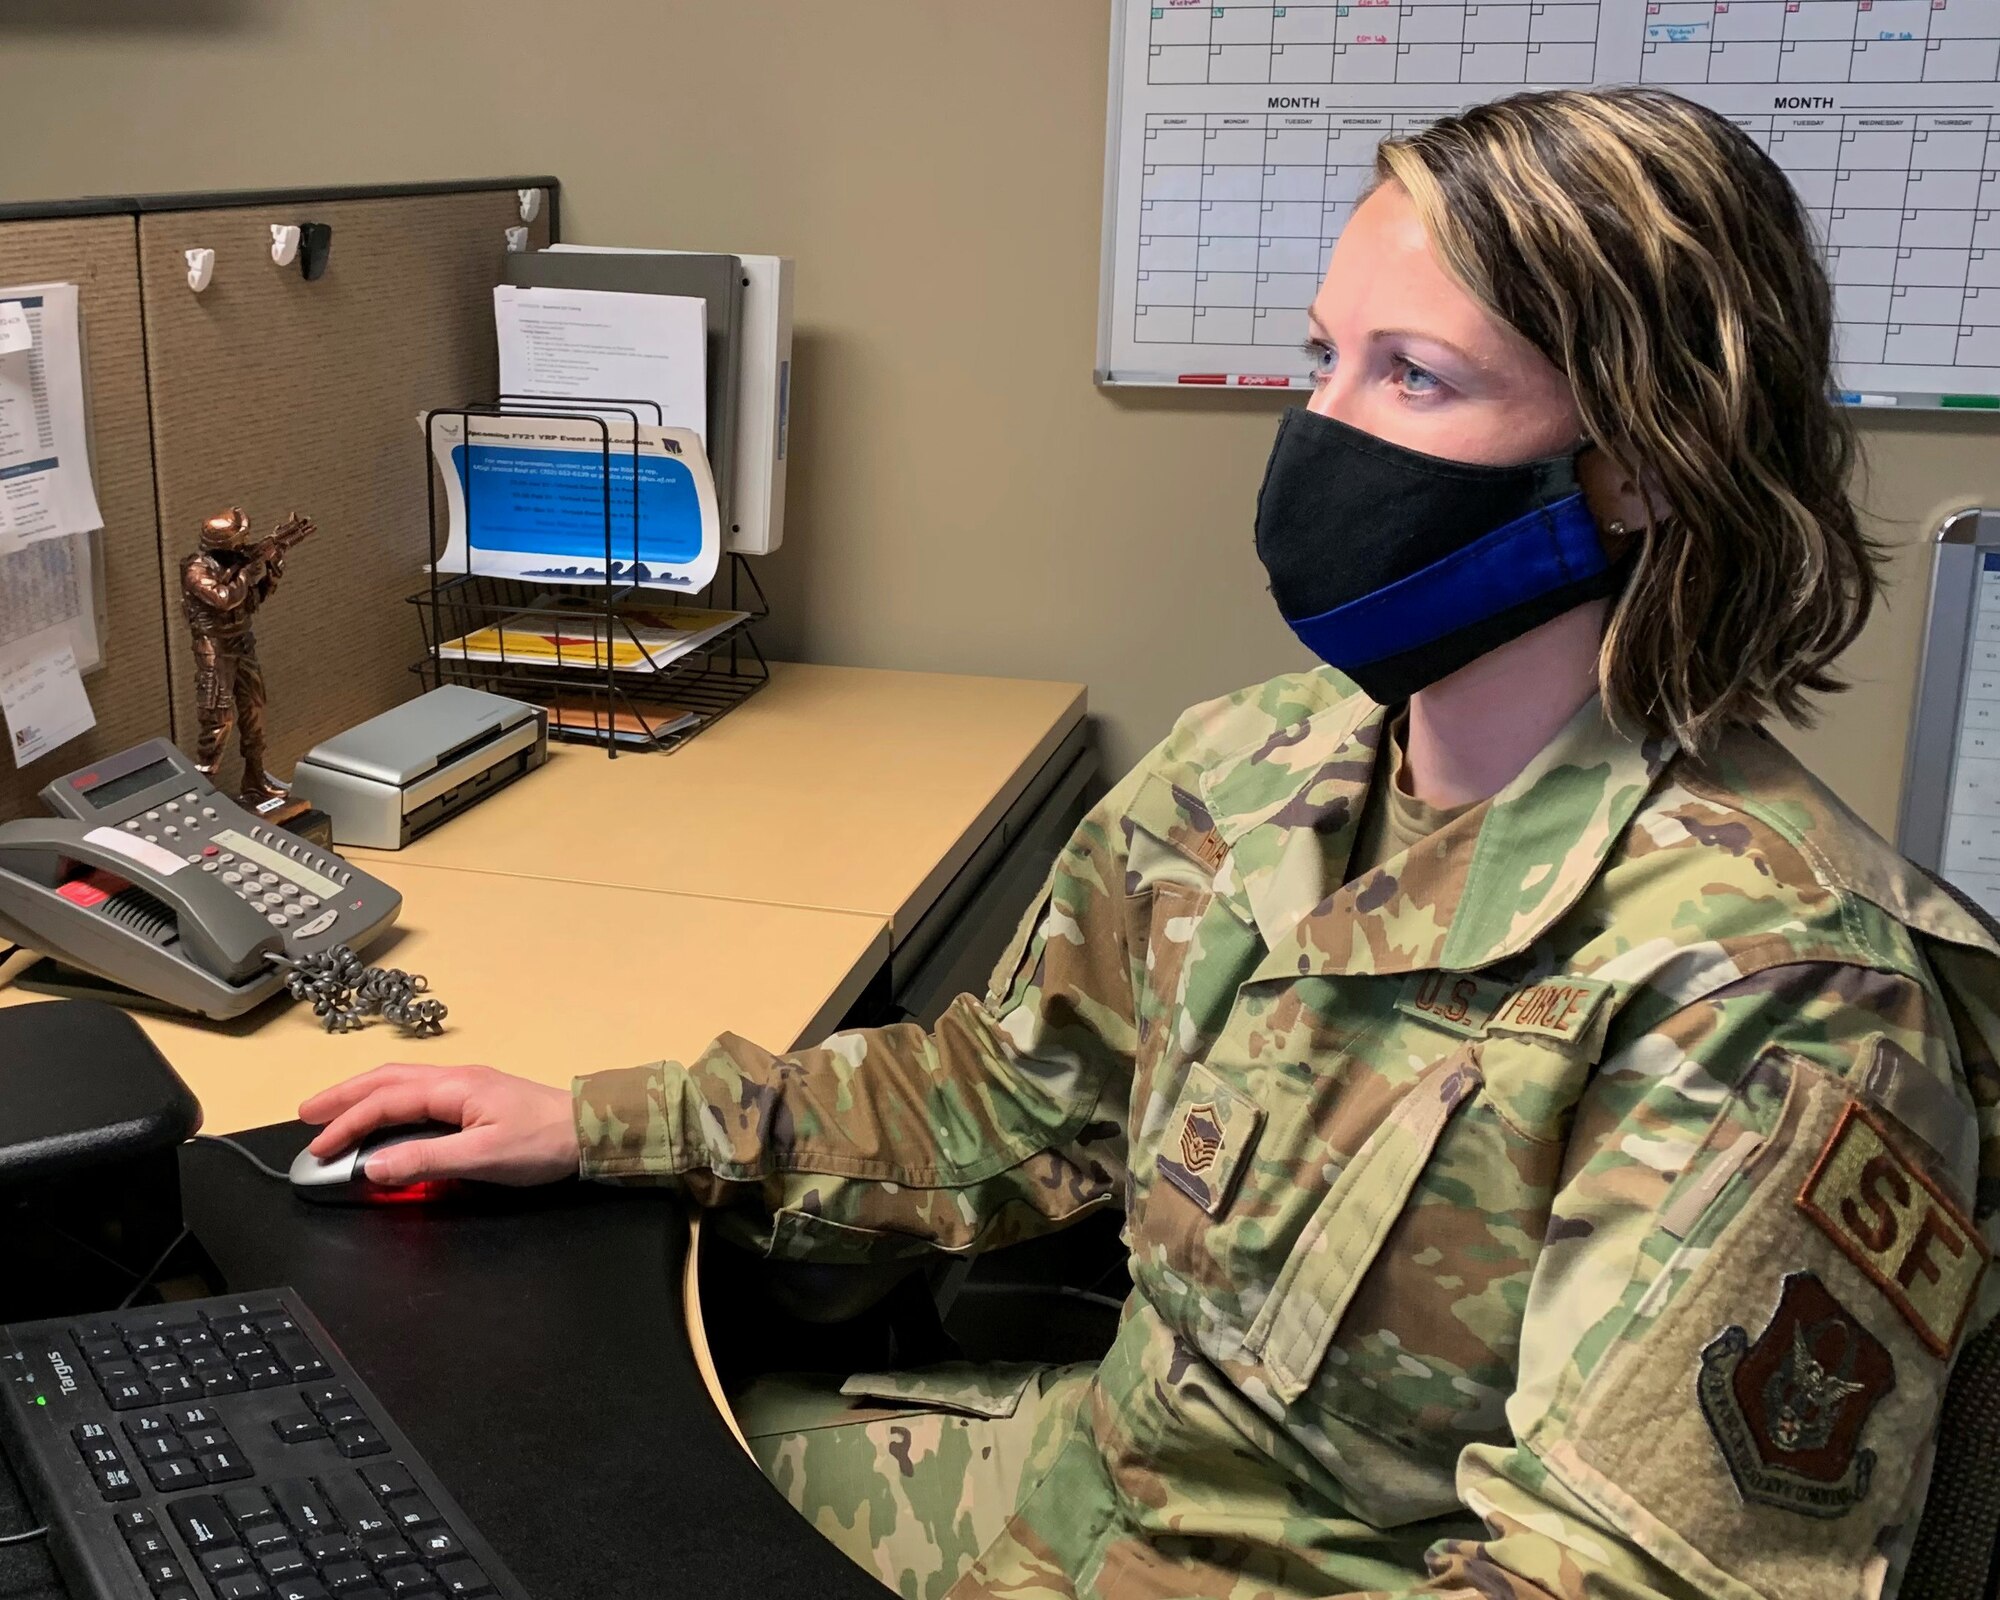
[{"xmin": 1097, "ymin": 0, "xmax": 2000, "ymax": 405}]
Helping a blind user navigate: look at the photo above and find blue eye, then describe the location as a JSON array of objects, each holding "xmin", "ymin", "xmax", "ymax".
[
  {"xmin": 1301, "ymin": 339, "xmax": 1338, "ymax": 384},
  {"xmin": 1398, "ymin": 361, "xmax": 1441, "ymax": 395}
]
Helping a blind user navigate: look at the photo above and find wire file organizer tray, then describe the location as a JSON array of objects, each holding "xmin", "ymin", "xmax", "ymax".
[{"xmin": 412, "ymin": 398, "xmax": 769, "ymax": 756}]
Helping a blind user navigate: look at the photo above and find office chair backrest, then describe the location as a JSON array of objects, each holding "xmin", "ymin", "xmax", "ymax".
[{"xmin": 1896, "ymin": 869, "xmax": 2000, "ymax": 1599}]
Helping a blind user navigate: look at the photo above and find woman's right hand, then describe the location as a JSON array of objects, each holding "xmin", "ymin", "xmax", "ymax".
[{"xmin": 297, "ymin": 1063, "xmax": 581, "ymax": 1187}]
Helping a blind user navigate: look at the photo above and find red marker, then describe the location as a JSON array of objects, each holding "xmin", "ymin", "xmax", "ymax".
[{"xmin": 1176, "ymin": 373, "xmax": 1310, "ymax": 388}]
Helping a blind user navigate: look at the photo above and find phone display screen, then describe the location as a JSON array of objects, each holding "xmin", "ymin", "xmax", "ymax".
[{"xmin": 78, "ymin": 758, "xmax": 178, "ymax": 810}]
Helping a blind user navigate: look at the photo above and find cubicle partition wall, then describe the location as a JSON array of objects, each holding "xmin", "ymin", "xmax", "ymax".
[
  {"xmin": 0, "ymin": 179, "xmax": 556, "ymax": 821},
  {"xmin": 0, "ymin": 216, "xmax": 166, "ymax": 824}
]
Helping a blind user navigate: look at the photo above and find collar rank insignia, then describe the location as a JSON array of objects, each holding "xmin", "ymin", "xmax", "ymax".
[{"xmin": 1697, "ymin": 1271, "xmax": 1895, "ymax": 1519}]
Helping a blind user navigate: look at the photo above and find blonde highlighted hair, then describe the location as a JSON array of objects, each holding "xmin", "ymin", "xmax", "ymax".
[{"xmin": 1375, "ymin": 86, "xmax": 1879, "ymax": 752}]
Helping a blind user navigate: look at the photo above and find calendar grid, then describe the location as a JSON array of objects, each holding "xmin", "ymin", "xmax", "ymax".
[{"xmin": 1104, "ymin": 0, "xmax": 2000, "ymax": 397}]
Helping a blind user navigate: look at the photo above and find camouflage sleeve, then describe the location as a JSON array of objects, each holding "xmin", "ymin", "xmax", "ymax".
[
  {"xmin": 1386, "ymin": 962, "xmax": 1988, "ymax": 1600},
  {"xmin": 568, "ymin": 765, "xmax": 1147, "ymax": 1263}
]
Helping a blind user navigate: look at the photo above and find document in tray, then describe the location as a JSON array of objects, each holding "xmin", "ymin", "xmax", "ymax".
[
  {"xmin": 495, "ymin": 284, "xmax": 707, "ymax": 444},
  {"xmin": 542, "ymin": 695, "xmax": 700, "ymax": 747},
  {"xmin": 438, "ymin": 601, "xmax": 747, "ymax": 674},
  {"xmin": 0, "ymin": 283, "xmax": 104, "ymax": 555},
  {"xmin": 429, "ymin": 413, "xmax": 720, "ymax": 591}
]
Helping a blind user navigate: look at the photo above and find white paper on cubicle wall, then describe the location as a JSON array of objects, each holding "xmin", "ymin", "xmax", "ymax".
[
  {"xmin": 428, "ymin": 413, "xmax": 722, "ymax": 592},
  {"xmin": 495, "ymin": 284, "xmax": 708, "ymax": 443},
  {"xmin": 1099, "ymin": 0, "xmax": 2000, "ymax": 405},
  {"xmin": 0, "ymin": 530, "xmax": 100, "ymax": 675},
  {"xmin": 0, "ymin": 283, "xmax": 104, "ymax": 551},
  {"xmin": 0, "ymin": 623, "xmax": 95, "ymax": 770}
]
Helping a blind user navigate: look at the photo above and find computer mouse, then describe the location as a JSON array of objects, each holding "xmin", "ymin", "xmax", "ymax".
[{"xmin": 288, "ymin": 1121, "xmax": 462, "ymax": 1206}]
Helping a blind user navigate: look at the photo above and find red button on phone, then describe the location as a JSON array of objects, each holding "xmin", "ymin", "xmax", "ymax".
[{"xmin": 57, "ymin": 880, "xmax": 110, "ymax": 908}]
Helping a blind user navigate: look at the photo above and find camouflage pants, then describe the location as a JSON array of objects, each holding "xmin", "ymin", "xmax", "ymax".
[{"xmin": 738, "ymin": 1362, "xmax": 1094, "ymax": 1600}]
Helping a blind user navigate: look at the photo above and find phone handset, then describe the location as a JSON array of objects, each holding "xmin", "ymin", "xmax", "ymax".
[{"xmin": 0, "ymin": 818, "xmax": 283, "ymax": 985}]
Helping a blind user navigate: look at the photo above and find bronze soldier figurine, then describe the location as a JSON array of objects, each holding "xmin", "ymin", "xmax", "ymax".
[{"xmin": 181, "ymin": 507, "xmax": 315, "ymax": 807}]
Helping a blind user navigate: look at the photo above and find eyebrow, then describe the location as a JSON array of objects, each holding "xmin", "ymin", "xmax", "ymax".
[{"xmin": 1306, "ymin": 311, "xmax": 1483, "ymax": 371}]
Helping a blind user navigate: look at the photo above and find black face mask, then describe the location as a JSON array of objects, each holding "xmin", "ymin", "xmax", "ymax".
[{"xmin": 1253, "ymin": 408, "xmax": 1624, "ymax": 704}]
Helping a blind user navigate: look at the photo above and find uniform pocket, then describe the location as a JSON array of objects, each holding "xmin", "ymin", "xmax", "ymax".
[{"xmin": 1243, "ymin": 1043, "xmax": 1484, "ymax": 1405}]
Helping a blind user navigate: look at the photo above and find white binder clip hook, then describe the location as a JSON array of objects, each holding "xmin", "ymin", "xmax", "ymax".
[
  {"xmin": 504, "ymin": 226, "xmax": 529, "ymax": 254},
  {"xmin": 185, "ymin": 248, "xmax": 216, "ymax": 293},
  {"xmin": 270, "ymin": 225, "xmax": 302, "ymax": 268},
  {"xmin": 518, "ymin": 188, "xmax": 543, "ymax": 223}
]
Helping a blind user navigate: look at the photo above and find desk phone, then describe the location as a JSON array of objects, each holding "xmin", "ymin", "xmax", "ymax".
[{"xmin": 0, "ymin": 741, "xmax": 400, "ymax": 1020}]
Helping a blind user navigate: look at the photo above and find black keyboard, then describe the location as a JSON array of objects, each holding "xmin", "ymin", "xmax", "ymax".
[{"xmin": 0, "ymin": 1289, "xmax": 525, "ymax": 1600}]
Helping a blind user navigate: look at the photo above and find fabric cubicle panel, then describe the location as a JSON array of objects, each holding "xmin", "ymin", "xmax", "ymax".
[
  {"xmin": 135, "ymin": 190, "xmax": 550, "ymax": 785},
  {"xmin": 0, "ymin": 216, "xmax": 167, "ymax": 824}
]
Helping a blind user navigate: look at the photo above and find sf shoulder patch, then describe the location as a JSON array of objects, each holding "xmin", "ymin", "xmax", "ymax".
[
  {"xmin": 1157, "ymin": 1061, "xmax": 1262, "ymax": 1217},
  {"xmin": 1797, "ymin": 1100, "xmax": 1989, "ymax": 1357},
  {"xmin": 1697, "ymin": 1272, "xmax": 1895, "ymax": 1519}
]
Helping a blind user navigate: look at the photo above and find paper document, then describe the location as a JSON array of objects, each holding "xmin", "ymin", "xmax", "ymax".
[
  {"xmin": 495, "ymin": 284, "xmax": 706, "ymax": 444},
  {"xmin": 0, "ymin": 532, "xmax": 100, "ymax": 673},
  {"xmin": 428, "ymin": 412, "xmax": 721, "ymax": 591},
  {"xmin": 1, "ymin": 624, "xmax": 95, "ymax": 767},
  {"xmin": 542, "ymin": 695, "xmax": 700, "ymax": 747},
  {"xmin": 0, "ymin": 283, "xmax": 104, "ymax": 554},
  {"xmin": 439, "ymin": 601, "xmax": 746, "ymax": 675},
  {"xmin": 0, "ymin": 304, "xmax": 31, "ymax": 357}
]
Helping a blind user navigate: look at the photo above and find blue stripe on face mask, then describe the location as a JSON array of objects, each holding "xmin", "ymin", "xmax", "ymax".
[{"xmin": 1284, "ymin": 492, "xmax": 1609, "ymax": 669}]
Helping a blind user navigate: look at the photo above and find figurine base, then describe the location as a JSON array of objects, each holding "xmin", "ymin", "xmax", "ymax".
[{"xmin": 278, "ymin": 805, "xmax": 335, "ymax": 850}]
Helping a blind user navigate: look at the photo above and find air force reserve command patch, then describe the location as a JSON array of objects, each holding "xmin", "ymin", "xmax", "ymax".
[
  {"xmin": 1697, "ymin": 1272, "xmax": 1895, "ymax": 1519},
  {"xmin": 1157, "ymin": 1061, "xmax": 1263, "ymax": 1217},
  {"xmin": 1797, "ymin": 1100, "xmax": 1989, "ymax": 1357}
]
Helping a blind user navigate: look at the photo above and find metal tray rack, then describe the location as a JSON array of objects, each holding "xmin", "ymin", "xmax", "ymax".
[{"xmin": 410, "ymin": 399, "xmax": 769, "ymax": 756}]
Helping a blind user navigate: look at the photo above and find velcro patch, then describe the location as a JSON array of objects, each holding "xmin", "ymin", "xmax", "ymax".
[
  {"xmin": 1487, "ymin": 975, "xmax": 1613, "ymax": 1046},
  {"xmin": 1156, "ymin": 1061, "xmax": 1262, "ymax": 1217},
  {"xmin": 1396, "ymin": 971, "xmax": 1513, "ymax": 1039},
  {"xmin": 1797, "ymin": 1101, "xmax": 1989, "ymax": 1358}
]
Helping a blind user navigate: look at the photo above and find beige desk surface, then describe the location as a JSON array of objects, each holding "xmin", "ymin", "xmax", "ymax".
[
  {"xmin": 0, "ymin": 862, "xmax": 889, "ymax": 1137},
  {"xmin": 352, "ymin": 661, "xmax": 1087, "ymax": 939}
]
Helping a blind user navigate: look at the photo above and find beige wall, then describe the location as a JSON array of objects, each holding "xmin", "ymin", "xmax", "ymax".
[{"xmin": 2, "ymin": 1, "xmax": 1994, "ymax": 836}]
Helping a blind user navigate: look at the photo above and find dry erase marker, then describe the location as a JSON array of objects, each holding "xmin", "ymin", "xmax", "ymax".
[
  {"xmin": 1941, "ymin": 394, "xmax": 2000, "ymax": 410},
  {"xmin": 1176, "ymin": 373, "xmax": 1310, "ymax": 388},
  {"xmin": 1837, "ymin": 391, "xmax": 1899, "ymax": 407}
]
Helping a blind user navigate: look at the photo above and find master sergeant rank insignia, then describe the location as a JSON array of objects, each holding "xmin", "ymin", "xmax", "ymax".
[
  {"xmin": 1157, "ymin": 1062, "xmax": 1263, "ymax": 1217},
  {"xmin": 1697, "ymin": 1271, "xmax": 1895, "ymax": 1519}
]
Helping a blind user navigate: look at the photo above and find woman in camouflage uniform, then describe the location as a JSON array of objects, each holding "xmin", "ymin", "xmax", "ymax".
[{"xmin": 306, "ymin": 87, "xmax": 2000, "ymax": 1600}]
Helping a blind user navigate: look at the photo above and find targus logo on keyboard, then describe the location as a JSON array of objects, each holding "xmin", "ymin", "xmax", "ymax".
[{"xmin": 43, "ymin": 1350, "xmax": 76, "ymax": 1396}]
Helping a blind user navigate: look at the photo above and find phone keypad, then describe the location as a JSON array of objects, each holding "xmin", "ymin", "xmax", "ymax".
[{"xmin": 110, "ymin": 785, "xmax": 348, "ymax": 942}]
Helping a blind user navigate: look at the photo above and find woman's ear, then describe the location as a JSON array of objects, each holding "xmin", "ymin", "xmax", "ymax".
[{"xmin": 1576, "ymin": 446, "xmax": 1670, "ymax": 553}]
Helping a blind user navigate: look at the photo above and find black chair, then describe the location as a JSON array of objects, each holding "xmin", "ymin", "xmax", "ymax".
[{"xmin": 1899, "ymin": 868, "xmax": 2000, "ymax": 1600}]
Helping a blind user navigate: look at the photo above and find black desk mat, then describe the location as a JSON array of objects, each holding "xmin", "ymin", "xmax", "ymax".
[{"xmin": 0, "ymin": 1127, "xmax": 882, "ymax": 1599}]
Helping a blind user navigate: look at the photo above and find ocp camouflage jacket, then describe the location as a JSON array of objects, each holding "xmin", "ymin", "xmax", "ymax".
[{"xmin": 579, "ymin": 671, "xmax": 2000, "ymax": 1600}]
